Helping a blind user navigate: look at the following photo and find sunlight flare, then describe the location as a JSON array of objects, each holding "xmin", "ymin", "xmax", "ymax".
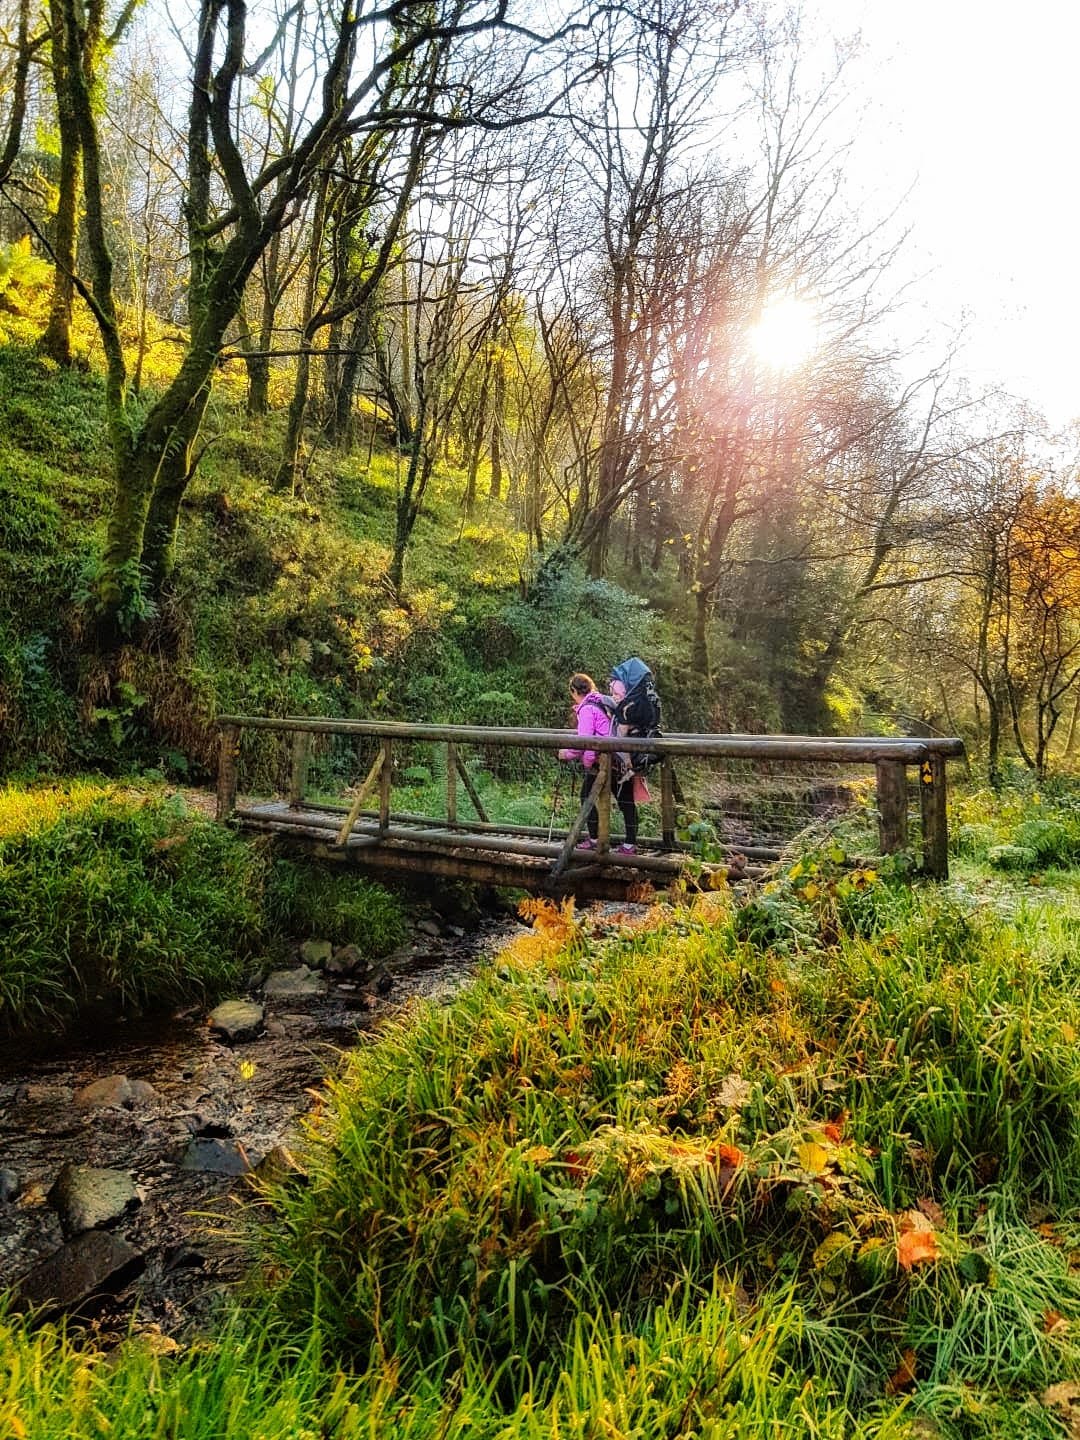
[{"xmin": 748, "ymin": 297, "xmax": 818, "ymax": 371}]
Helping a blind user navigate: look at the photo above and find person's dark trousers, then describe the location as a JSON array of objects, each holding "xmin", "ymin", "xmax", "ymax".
[
  {"xmin": 579, "ymin": 771, "xmax": 638, "ymax": 844},
  {"xmin": 615, "ymin": 779, "xmax": 638, "ymax": 845}
]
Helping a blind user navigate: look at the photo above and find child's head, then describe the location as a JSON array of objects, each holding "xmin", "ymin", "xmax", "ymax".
[
  {"xmin": 569, "ymin": 673, "xmax": 595, "ymax": 699},
  {"xmin": 609, "ymin": 676, "xmax": 627, "ymax": 701}
]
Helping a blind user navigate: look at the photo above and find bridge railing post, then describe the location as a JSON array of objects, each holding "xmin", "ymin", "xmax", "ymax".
[
  {"xmin": 919, "ymin": 753, "xmax": 949, "ymax": 879},
  {"xmin": 289, "ymin": 730, "xmax": 311, "ymax": 809},
  {"xmin": 875, "ymin": 758, "xmax": 908, "ymax": 855},
  {"xmin": 446, "ymin": 740, "xmax": 458, "ymax": 827},
  {"xmin": 379, "ymin": 737, "xmax": 392, "ymax": 836},
  {"xmin": 216, "ymin": 723, "xmax": 239, "ymax": 821}
]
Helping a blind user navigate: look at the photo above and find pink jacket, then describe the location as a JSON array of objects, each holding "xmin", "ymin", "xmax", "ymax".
[{"xmin": 558, "ymin": 692, "xmax": 611, "ymax": 771}]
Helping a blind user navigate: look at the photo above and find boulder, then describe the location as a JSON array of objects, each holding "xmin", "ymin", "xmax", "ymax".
[
  {"xmin": 0, "ymin": 1168, "xmax": 20, "ymax": 1203},
  {"xmin": 416, "ymin": 918, "xmax": 442, "ymax": 938},
  {"xmin": 250, "ymin": 1145, "xmax": 306, "ymax": 1187},
  {"xmin": 263, "ymin": 965, "xmax": 325, "ymax": 998},
  {"xmin": 74, "ymin": 1075, "xmax": 158, "ymax": 1110},
  {"xmin": 47, "ymin": 1164, "xmax": 142, "ymax": 1239},
  {"xmin": 180, "ymin": 1136, "xmax": 252, "ymax": 1175},
  {"xmin": 326, "ymin": 944, "xmax": 369, "ymax": 978},
  {"xmin": 208, "ymin": 999, "xmax": 265, "ymax": 1043},
  {"xmin": 15, "ymin": 1231, "xmax": 143, "ymax": 1315},
  {"xmin": 16, "ymin": 1226, "xmax": 144, "ymax": 1319},
  {"xmin": 298, "ymin": 938, "xmax": 333, "ymax": 968}
]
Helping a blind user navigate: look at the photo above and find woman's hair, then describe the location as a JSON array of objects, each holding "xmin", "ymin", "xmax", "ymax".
[{"xmin": 568, "ymin": 672, "xmax": 596, "ymax": 697}]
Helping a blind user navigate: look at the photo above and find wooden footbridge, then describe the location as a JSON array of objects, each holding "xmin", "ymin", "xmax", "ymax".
[{"xmin": 216, "ymin": 717, "xmax": 964, "ymax": 899}]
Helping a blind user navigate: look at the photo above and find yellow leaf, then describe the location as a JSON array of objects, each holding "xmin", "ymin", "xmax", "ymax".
[
  {"xmin": 1063, "ymin": 1023, "xmax": 1077, "ymax": 1044},
  {"xmin": 797, "ymin": 1141, "xmax": 830, "ymax": 1174},
  {"xmin": 801, "ymin": 882, "xmax": 820, "ymax": 900}
]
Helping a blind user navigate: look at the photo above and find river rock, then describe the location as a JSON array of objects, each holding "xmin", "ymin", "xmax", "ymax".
[
  {"xmin": 263, "ymin": 965, "xmax": 325, "ymax": 998},
  {"xmin": 251, "ymin": 1145, "xmax": 306, "ymax": 1186},
  {"xmin": 15, "ymin": 1230, "xmax": 143, "ymax": 1315},
  {"xmin": 298, "ymin": 938, "xmax": 333, "ymax": 968},
  {"xmin": 0, "ymin": 1168, "xmax": 20, "ymax": 1202},
  {"xmin": 416, "ymin": 918, "xmax": 442, "ymax": 938},
  {"xmin": 47, "ymin": 1163, "xmax": 142, "ymax": 1238},
  {"xmin": 208, "ymin": 998, "xmax": 265, "ymax": 1042},
  {"xmin": 74, "ymin": 1075, "xmax": 158, "ymax": 1110},
  {"xmin": 327, "ymin": 943, "xmax": 369, "ymax": 978},
  {"xmin": 180, "ymin": 1136, "xmax": 252, "ymax": 1175}
]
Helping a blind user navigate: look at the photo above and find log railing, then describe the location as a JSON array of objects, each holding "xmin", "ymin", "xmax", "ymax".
[{"xmin": 215, "ymin": 717, "xmax": 964, "ymax": 879}]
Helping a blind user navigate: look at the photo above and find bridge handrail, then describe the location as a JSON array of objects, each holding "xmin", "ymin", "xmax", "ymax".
[{"xmin": 215, "ymin": 714, "xmax": 964, "ymax": 764}]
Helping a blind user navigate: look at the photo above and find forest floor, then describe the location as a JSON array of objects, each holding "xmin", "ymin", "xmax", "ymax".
[{"xmin": 3, "ymin": 785, "xmax": 1080, "ymax": 1439}]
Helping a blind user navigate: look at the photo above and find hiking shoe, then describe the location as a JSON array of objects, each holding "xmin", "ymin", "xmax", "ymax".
[
  {"xmin": 616, "ymin": 843, "xmax": 637, "ymax": 855},
  {"xmin": 577, "ymin": 837, "xmax": 597, "ymax": 850}
]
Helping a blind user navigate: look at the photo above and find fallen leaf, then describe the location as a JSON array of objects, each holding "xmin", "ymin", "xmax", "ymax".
[
  {"xmin": 885, "ymin": 1347, "xmax": 917, "ymax": 1395},
  {"xmin": 1043, "ymin": 1380, "xmax": 1080, "ymax": 1410},
  {"xmin": 1044, "ymin": 1309, "xmax": 1069, "ymax": 1335},
  {"xmin": 797, "ymin": 1141, "xmax": 830, "ymax": 1175},
  {"xmin": 897, "ymin": 1210, "xmax": 941, "ymax": 1270},
  {"xmin": 821, "ymin": 1114, "xmax": 847, "ymax": 1144},
  {"xmin": 1063, "ymin": 1022, "xmax": 1077, "ymax": 1044},
  {"xmin": 716, "ymin": 1074, "xmax": 752, "ymax": 1108},
  {"xmin": 707, "ymin": 1142, "xmax": 744, "ymax": 1169},
  {"xmin": 562, "ymin": 1151, "xmax": 589, "ymax": 1181},
  {"xmin": 916, "ymin": 1196, "xmax": 945, "ymax": 1229}
]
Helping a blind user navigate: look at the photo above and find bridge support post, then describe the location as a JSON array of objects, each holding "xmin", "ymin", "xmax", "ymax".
[
  {"xmin": 379, "ymin": 738, "xmax": 393, "ymax": 835},
  {"xmin": 875, "ymin": 758, "xmax": 908, "ymax": 855},
  {"xmin": 216, "ymin": 723, "xmax": 239, "ymax": 821},
  {"xmin": 447, "ymin": 741, "xmax": 458, "ymax": 827},
  {"xmin": 596, "ymin": 754, "xmax": 611, "ymax": 855},
  {"xmin": 661, "ymin": 762, "xmax": 676, "ymax": 850},
  {"xmin": 289, "ymin": 731, "xmax": 311, "ymax": 809},
  {"xmin": 919, "ymin": 753, "xmax": 949, "ymax": 879}
]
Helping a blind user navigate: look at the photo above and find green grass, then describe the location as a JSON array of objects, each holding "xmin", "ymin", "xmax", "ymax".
[
  {"xmin": 0, "ymin": 779, "xmax": 406, "ymax": 1031},
  {"xmin": 5, "ymin": 794, "xmax": 1080, "ymax": 1437}
]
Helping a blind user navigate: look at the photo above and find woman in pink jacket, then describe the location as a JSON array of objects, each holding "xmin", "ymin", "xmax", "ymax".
[{"xmin": 557, "ymin": 673, "xmax": 636, "ymax": 851}]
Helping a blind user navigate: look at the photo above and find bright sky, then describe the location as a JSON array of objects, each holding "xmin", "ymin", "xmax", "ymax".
[{"xmin": 812, "ymin": 0, "xmax": 1079, "ymax": 429}]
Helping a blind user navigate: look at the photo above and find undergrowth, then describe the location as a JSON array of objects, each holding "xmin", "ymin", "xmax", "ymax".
[
  {"xmin": 0, "ymin": 780, "xmax": 405, "ymax": 1031},
  {"xmin": 5, "ymin": 799, "xmax": 1080, "ymax": 1437}
]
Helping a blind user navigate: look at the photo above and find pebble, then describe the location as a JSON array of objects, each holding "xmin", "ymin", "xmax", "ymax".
[{"xmin": 0, "ymin": 1168, "xmax": 20, "ymax": 1203}]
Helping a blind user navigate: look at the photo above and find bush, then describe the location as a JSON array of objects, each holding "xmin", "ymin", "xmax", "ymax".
[{"xmin": 988, "ymin": 843, "xmax": 1039, "ymax": 871}]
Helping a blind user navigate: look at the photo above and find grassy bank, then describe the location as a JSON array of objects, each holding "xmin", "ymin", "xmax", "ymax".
[
  {"xmin": 0, "ymin": 780, "xmax": 405, "ymax": 1032},
  {"xmin": 4, "ymin": 793, "xmax": 1080, "ymax": 1436}
]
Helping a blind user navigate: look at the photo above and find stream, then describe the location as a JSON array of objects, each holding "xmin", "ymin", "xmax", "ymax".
[{"xmin": 0, "ymin": 908, "xmax": 520, "ymax": 1334}]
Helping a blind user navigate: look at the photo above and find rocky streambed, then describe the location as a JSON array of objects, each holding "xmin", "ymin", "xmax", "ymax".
[{"xmin": 0, "ymin": 909, "xmax": 518, "ymax": 1333}]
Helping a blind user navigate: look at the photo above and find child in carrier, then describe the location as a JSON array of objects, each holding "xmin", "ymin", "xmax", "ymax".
[
  {"xmin": 607, "ymin": 658, "xmax": 662, "ymax": 854},
  {"xmin": 557, "ymin": 672, "xmax": 638, "ymax": 852}
]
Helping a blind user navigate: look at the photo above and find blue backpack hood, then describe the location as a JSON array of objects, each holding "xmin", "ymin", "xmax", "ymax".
[{"xmin": 611, "ymin": 657, "xmax": 652, "ymax": 692}]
